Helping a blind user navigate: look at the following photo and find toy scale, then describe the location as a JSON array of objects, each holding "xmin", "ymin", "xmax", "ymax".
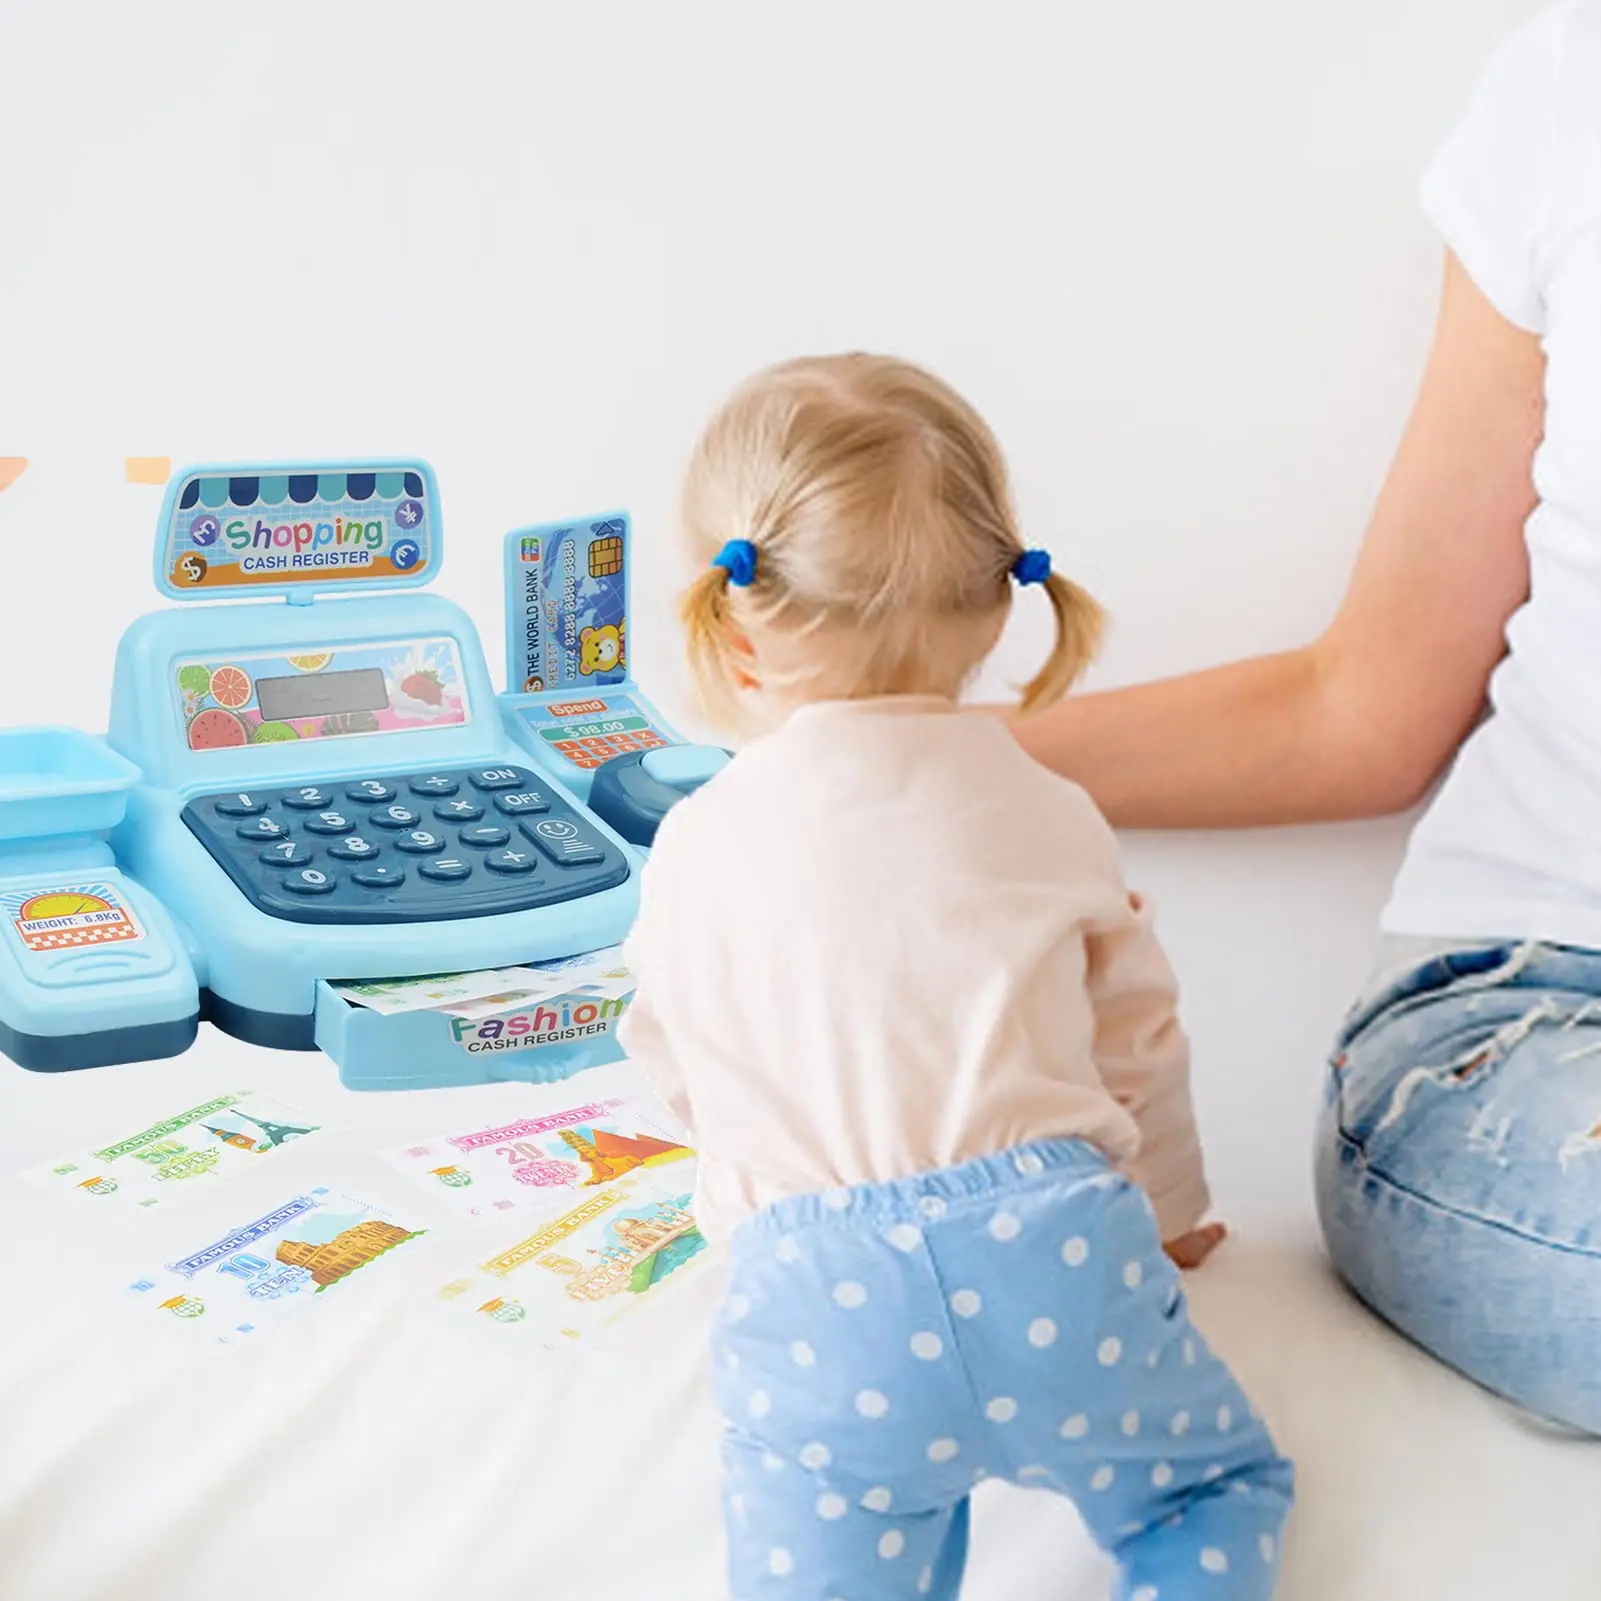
[{"xmin": 0, "ymin": 460, "xmax": 726, "ymax": 1090}]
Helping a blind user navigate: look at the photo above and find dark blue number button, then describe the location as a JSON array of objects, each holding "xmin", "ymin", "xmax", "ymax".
[
  {"xmin": 459, "ymin": 824, "xmax": 510, "ymax": 848},
  {"xmin": 346, "ymin": 779, "xmax": 396, "ymax": 804},
  {"xmin": 469, "ymin": 767, "xmax": 524, "ymax": 791},
  {"xmin": 216, "ymin": 792, "xmax": 267, "ymax": 816},
  {"xmin": 352, "ymin": 864, "xmax": 405, "ymax": 888},
  {"xmin": 485, "ymin": 846, "xmax": 539, "ymax": 874},
  {"xmin": 283, "ymin": 867, "xmax": 336, "ymax": 895},
  {"xmin": 304, "ymin": 810, "xmax": 355, "ymax": 835},
  {"xmin": 371, "ymin": 804, "xmax": 420, "ymax": 829},
  {"xmin": 395, "ymin": 829, "xmax": 444, "ymax": 855},
  {"xmin": 327, "ymin": 835, "xmax": 380, "ymax": 861},
  {"xmin": 495, "ymin": 791, "xmax": 551, "ymax": 816},
  {"xmin": 282, "ymin": 787, "xmax": 334, "ymax": 810},
  {"xmin": 434, "ymin": 798, "xmax": 484, "ymax": 822},
  {"xmin": 237, "ymin": 818, "xmax": 287, "ymax": 841},
  {"xmin": 409, "ymin": 775, "xmax": 459, "ymax": 798},
  {"xmin": 259, "ymin": 839, "xmax": 313, "ymax": 866},
  {"xmin": 521, "ymin": 816, "xmax": 605, "ymax": 866},
  {"xmin": 419, "ymin": 857, "xmax": 472, "ymax": 882}
]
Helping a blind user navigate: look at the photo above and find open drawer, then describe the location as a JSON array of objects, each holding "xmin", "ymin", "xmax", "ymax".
[{"xmin": 314, "ymin": 978, "xmax": 630, "ymax": 1091}]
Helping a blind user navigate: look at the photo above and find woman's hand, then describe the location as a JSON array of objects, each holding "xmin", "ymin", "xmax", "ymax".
[{"xmin": 1164, "ymin": 1221, "xmax": 1227, "ymax": 1270}]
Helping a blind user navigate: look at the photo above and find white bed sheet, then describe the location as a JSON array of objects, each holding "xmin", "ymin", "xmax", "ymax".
[{"xmin": 2, "ymin": 1036, "xmax": 1599, "ymax": 1601}]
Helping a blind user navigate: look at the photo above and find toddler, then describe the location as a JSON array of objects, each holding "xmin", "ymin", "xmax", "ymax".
[{"xmin": 619, "ymin": 354, "xmax": 1292, "ymax": 1599}]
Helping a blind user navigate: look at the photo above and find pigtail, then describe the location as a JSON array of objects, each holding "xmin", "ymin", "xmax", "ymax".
[
  {"xmin": 679, "ymin": 563, "xmax": 743, "ymax": 728},
  {"xmin": 1018, "ymin": 571, "xmax": 1104, "ymax": 713}
]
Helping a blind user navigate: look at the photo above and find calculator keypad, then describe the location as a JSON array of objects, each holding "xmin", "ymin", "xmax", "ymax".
[{"xmin": 181, "ymin": 764, "xmax": 629, "ymax": 925}]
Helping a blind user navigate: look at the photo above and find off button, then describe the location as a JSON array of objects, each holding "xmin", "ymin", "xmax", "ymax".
[{"xmin": 521, "ymin": 816, "xmax": 605, "ymax": 867}]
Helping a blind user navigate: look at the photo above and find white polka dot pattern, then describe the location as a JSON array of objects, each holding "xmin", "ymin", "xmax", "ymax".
[
  {"xmin": 855, "ymin": 1389, "xmax": 889, "ymax": 1419},
  {"xmin": 988, "ymin": 1210, "xmax": 1022, "ymax": 1242},
  {"xmin": 714, "ymin": 1157, "xmax": 1286, "ymax": 1597}
]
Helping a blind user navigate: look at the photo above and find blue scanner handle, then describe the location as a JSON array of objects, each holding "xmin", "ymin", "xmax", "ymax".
[{"xmin": 589, "ymin": 744, "xmax": 730, "ymax": 848}]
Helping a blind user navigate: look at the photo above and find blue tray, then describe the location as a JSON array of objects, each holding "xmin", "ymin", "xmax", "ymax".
[{"xmin": 0, "ymin": 728, "xmax": 141, "ymax": 841}]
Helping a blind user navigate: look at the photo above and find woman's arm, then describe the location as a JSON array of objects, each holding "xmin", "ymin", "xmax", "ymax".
[{"xmin": 1015, "ymin": 253, "xmax": 1543, "ymax": 827}]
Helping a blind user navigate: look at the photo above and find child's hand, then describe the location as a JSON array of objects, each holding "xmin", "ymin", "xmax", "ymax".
[{"xmin": 1164, "ymin": 1221, "xmax": 1227, "ymax": 1270}]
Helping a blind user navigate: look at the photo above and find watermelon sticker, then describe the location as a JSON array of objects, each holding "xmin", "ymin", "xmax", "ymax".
[{"xmin": 0, "ymin": 883, "xmax": 144, "ymax": 953}]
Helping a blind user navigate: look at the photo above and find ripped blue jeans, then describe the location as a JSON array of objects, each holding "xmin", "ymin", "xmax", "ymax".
[{"xmin": 1316, "ymin": 941, "xmax": 1601, "ymax": 1433}]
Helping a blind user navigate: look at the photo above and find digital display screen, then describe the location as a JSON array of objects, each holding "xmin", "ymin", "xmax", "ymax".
[{"xmin": 255, "ymin": 668, "xmax": 389, "ymax": 723}]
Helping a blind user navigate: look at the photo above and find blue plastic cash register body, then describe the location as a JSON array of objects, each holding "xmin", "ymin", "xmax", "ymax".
[
  {"xmin": 0, "ymin": 462, "xmax": 725, "ymax": 1088},
  {"xmin": 96, "ymin": 459, "xmax": 657, "ymax": 1090}
]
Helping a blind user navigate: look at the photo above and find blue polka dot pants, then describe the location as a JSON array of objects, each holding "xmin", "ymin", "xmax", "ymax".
[{"xmin": 712, "ymin": 1140, "xmax": 1293, "ymax": 1600}]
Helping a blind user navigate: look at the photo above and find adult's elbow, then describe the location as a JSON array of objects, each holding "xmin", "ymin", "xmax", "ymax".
[{"xmin": 1309, "ymin": 643, "xmax": 1471, "ymax": 820}]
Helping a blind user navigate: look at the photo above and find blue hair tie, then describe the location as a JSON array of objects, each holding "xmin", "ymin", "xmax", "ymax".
[
  {"xmin": 1011, "ymin": 548, "xmax": 1052, "ymax": 586},
  {"xmin": 712, "ymin": 538, "xmax": 760, "ymax": 588}
]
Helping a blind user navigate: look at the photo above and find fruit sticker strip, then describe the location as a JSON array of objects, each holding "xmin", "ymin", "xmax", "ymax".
[
  {"xmin": 128, "ymin": 1186, "xmax": 428, "ymax": 1345},
  {"xmin": 382, "ymin": 1092, "xmax": 692, "ymax": 1222},
  {"xmin": 173, "ymin": 637, "xmax": 468, "ymax": 752},
  {"xmin": 433, "ymin": 1170, "xmax": 710, "ymax": 1360},
  {"xmin": 25, "ymin": 1090, "xmax": 328, "ymax": 1213}
]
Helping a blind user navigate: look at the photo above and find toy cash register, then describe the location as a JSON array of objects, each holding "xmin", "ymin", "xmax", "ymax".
[{"xmin": 0, "ymin": 465, "xmax": 725, "ymax": 1088}]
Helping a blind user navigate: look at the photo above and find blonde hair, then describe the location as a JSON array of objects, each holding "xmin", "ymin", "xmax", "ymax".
[{"xmin": 679, "ymin": 353, "xmax": 1103, "ymax": 729}]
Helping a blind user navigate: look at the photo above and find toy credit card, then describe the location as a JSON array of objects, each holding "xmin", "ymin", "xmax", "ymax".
[
  {"xmin": 126, "ymin": 1185, "xmax": 429, "ymax": 1345},
  {"xmin": 505, "ymin": 513, "xmax": 629, "ymax": 695},
  {"xmin": 382, "ymin": 1091, "xmax": 691, "ymax": 1222},
  {"xmin": 25, "ymin": 1091, "xmax": 326, "ymax": 1213}
]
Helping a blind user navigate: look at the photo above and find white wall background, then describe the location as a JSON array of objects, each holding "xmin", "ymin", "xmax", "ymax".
[{"xmin": 0, "ymin": 0, "xmax": 1546, "ymax": 1216}]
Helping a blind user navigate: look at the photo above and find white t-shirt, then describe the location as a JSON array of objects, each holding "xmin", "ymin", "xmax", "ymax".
[{"xmin": 1384, "ymin": 1, "xmax": 1601, "ymax": 946}]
